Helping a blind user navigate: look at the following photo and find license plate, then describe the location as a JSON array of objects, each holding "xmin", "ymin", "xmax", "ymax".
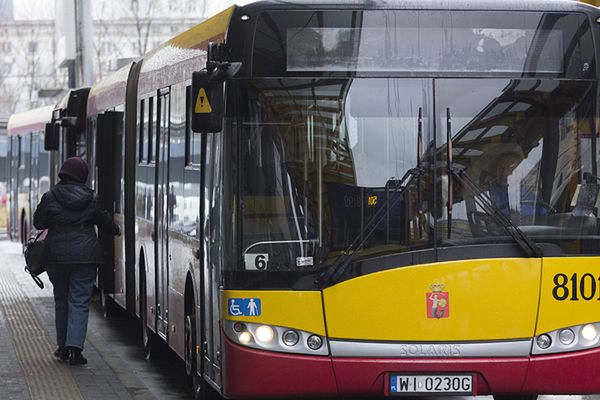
[{"xmin": 389, "ymin": 374, "xmax": 473, "ymax": 395}]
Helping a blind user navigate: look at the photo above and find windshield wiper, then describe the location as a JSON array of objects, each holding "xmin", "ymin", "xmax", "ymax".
[
  {"xmin": 447, "ymin": 165, "xmax": 542, "ymax": 257},
  {"xmin": 445, "ymin": 107, "xmax": 541, "ymax": 258},
  {"xmin": 315, "ymin": 166, "xmax": 424, "ymax": 286}
]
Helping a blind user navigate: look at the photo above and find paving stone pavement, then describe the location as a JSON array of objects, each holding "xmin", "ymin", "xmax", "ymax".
[
  {"xmin": 0, "ymin": 304, "xmax": 29, "ymax": 400},
  {"xmin": 0, "ymin": 240, "xmax": 155, "ymax": 400}
]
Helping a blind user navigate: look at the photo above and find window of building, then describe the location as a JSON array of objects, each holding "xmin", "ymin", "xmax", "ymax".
[{"xmin": 101, "ymin": 42, "xmax": 114, "ymax": 54}]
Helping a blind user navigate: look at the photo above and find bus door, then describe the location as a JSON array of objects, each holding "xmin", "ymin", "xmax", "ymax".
[
  {"xmin": 155, "ymin": 89, "xmax": 171, "ymax": 338},
  {"xmin": 96, "ymin": 111, "xmax": 123, "ymax": 301}
]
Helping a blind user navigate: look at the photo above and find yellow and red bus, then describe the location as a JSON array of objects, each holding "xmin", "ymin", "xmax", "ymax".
[
  {"xmin": 206, "ymin": 1, "xmax": 600, "ymax": 398},
  {"xmin": 9, "ymin": 1, "xmax": 600, "ymax": 399}
]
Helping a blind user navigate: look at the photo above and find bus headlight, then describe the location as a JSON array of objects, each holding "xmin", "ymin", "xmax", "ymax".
[
  {"xmin": 558, "ymin": 329, "xmax": 575, "ymax": 345},
  {"xmin": 282, "ymin": 330, "xmax": 299, "ymax": 346},
  {"xmin": 536, "ymin": 334, "xmax": 552, "ymax": 350},
  {"xmin": 307, "ymin": 335, "xmax": 323, "ymax": 350},
  {"xmin": 233, "ymin": 322, "xmax": 245, "ymax": 332},
  {"xmin": 223, "ymin": 321, "xmax": 328, "ymax": 356},
  {"xmin": 533, "ymin": 322, "xmax": 600, "ymax": 355},
  {"xmin": 581, "ymin": 324, "xmax": 598, "ymax": 341},
  {"xmin": 238, "ymin": 331, "xmax": 252, "ymax": 345},
  {"xmin": 255, "ymin": 325, "xmax": 275, "ymax": 344}
]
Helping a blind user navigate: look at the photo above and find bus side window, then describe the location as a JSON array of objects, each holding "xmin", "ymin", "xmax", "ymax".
[
  {"xmin": 139, "ymin": 98, "xmax": 145, "ymax": 163},
  {"xmin": 148, "ymin": 96, "xmax": 155, "ymax": 163},
  {"xmin": 185, "ymin": 85, "xmax": 201, "ymax": 166}
]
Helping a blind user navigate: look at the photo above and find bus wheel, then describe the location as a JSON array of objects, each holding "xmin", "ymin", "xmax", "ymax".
[
  {"xmin": 185, "ymin": 313, "xmax": 219, "ymax": 400},
  {"xmin": 184, "ymin": 314, "xmax": 195, "ymax": 377},
  {"xmin": 140, "ymin": 274, "xmax": 157, "ymax": 359},
  {"xmin": 494, "ymin": 395, "xmax": 538, "ymax": 400}
]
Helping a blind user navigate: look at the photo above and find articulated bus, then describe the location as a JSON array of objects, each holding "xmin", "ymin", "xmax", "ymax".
[{"xmin": 8, "ymin": 1, "xmax": 600, "ymax": 399}]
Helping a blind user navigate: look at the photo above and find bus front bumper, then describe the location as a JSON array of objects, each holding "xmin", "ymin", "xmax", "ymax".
[{"xmin": 221, "ymin": 336, "xmax": 600, "ymax": 398}]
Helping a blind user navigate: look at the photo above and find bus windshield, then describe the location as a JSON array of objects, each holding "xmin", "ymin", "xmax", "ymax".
[{"xmin": 236, "ymin": 77, "xmax": 599, "ymax": 280}]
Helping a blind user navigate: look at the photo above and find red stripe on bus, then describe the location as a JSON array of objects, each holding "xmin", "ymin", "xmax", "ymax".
[
  {"xmin": 222, "ymin": 336, "xmax": 600, "ymax": 396},
  {"xmin": 221, "ymin": 335, "xmax": 338, "ymax": 398},
  {"xmin": 524, "ymin": 347, "xmax": 600, "ymax": 393}
]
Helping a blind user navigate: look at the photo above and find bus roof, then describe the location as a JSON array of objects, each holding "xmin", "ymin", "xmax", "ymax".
[
  {"xmin": 7, "ymin": 105, "xmax": 54, "ymax": 137},
  {"xmin": 87, "ymin": 62, "xmax": 134, "ymax": 116},
  {"xmin": 237, "ymin": 0, "xmax": 598, "ymax": 13},
  {"xmin": 137, "ymin": 6, "xmax": 236, "ymax": 96}
]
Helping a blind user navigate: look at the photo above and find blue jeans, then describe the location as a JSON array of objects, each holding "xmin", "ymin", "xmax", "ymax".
[{"xmin": 46, "ymin": 264, "xmax": 97, "ymax": 350}]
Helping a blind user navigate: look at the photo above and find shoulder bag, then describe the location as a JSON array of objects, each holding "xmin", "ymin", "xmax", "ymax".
[{"xmin": 24, "ymin": 230, "xmax": 47, "ymax": 289}]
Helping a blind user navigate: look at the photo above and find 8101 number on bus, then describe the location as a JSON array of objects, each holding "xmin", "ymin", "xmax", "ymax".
[{"xmin": 552, "ymin": 273, "xmax": 600, "ymax": 301}]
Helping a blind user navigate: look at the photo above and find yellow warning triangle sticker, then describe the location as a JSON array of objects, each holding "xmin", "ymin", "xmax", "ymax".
[{"xmin": 195, "ymin": 88, "xmax": 212, "ymax": 113}]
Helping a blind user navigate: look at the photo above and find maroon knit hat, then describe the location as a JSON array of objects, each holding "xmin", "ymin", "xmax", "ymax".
[{"xmin": 58, "ymin": 157, "xmax": 88, "ymax": 183}]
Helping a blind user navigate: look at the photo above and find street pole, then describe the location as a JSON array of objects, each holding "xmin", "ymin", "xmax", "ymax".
[{"xmin": 73, "ymin": 0, "xmax": 94, "ymax": 87}]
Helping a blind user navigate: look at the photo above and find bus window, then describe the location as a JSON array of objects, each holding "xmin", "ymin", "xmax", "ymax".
[
  {"xmin": 238, "ymin": 78, "xmax": 433, "ymax": 272},
  {"xmin": 148, "ymin": 96, "xmax": 155, "ymax": 163},
  {"xmin": 169, "ymin": 84, "xmax": 186, "ymax": 232},
  {"xmin": 139, "ymin": 98, "xmax": 146, "ymax": 163},
  {"xmin": 436, "ymin": 78, "xmax": 597, "ymax": 254},
  {"xmin": 185, "ymin": 86, "xmax": 202, "ymax": 166}
]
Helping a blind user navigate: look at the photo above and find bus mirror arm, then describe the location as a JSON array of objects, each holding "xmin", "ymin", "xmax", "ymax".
[
  {"xmin": 206, "ymin": 40, "xmax": 242, "ymax": 80},
  {"xmin": 210, "ymin": 62, "xmax": 242, "ymax": 82}
]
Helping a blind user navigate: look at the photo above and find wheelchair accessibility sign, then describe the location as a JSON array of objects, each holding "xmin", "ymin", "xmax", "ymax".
[{"xmin": 228, "ymin": 298, "xmax": 261, "ymax": 317}]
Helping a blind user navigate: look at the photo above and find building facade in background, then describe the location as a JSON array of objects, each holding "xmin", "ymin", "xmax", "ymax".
[{"xmin": 0, "ymin": 0, "xmax": 214, "ymax": 119}]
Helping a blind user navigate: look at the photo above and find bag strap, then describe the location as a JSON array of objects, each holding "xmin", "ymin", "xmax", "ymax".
[
  {"xmin": 33, "ymin": 190, "xmax": 57, "ymax": 239},
  {"xmin": 24, "ymin": 267, "xmax": 44, "ymax": 289},
  {"xmin": 32, "ymin": 230, "xmax": 44, "ymax": 242}
]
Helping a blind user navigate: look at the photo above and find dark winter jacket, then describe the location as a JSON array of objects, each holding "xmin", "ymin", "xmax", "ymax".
[{"xmin": 33, "ymin": 181, "xmax": 119, "ymax": 265}]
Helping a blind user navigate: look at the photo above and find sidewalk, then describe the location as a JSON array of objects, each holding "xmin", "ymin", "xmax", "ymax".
[{"xmin": 0, "ymin": 240, "xmax": 155, "ymax": 400}]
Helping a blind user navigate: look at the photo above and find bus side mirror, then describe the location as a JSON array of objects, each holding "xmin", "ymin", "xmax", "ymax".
[
  {"xmin": 191, "ymin": 71, "xmax": 224, "ymax": 133},
  {"xmin": 44, "ymin": 123, "xmax": 59, "ymax": 151}
]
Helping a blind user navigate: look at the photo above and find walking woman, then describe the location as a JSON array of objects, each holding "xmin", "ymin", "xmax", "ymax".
[{"xmin": 33, "ymin": 157, "xmax": 120, "ymax": 365}]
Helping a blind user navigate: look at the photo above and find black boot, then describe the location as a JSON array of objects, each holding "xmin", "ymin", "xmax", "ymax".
[
  {"xmin": 68, "ymin": 347, "xmax": 87, "ymax": 366},
  {"xmin": 54, "ymin": 346, "xmax": 69, "ymax": 361}
]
